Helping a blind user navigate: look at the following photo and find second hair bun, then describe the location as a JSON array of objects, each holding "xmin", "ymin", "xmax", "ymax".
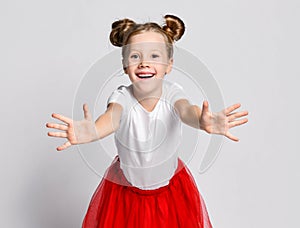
[{"xmin": 162, "ymin": 15, "xmax": 185, "ymax": 41}]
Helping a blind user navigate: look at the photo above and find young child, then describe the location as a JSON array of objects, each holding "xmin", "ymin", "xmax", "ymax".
[{"xmin": 46, "ymin": 15, "xmax": 248, "ymax": 228}]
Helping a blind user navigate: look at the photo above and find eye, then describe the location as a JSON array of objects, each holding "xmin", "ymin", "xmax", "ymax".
[
  {"xmin": 130, "ymin": 53, "xmax": 140, "ymax": 59},
  {"xmin": 151, "ymin": 54, "xmax": 160, "ymax": 58}
]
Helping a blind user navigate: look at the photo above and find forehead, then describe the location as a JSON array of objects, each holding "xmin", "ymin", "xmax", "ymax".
[
  {"xmin": 125, "ymin": 43, "xmax": 168, "ymax": 54},
  {"xmin": 128, "ymin": 31, "xmax": 167, "ymax": 44},
  {"xmin": 125, "ymin": 32, "xmax": 168, "ymax": 53}
]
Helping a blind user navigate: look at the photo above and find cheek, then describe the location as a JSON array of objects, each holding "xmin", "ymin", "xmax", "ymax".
[
  {"xmin": 156, "ymin": 63, "xmax": 169, "ymax": 72},
  {"xmin": 126, "ymin": 67, "xmax": 137, "ymax": 76}
]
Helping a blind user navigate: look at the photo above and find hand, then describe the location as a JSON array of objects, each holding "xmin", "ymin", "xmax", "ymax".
[
  {"xmin": 46, "ymin": 104, "xmax": 98, "ymax": 151},
  {"xmin": 199, "ymin": 101, "xmax": 248, "ymax": 141}
]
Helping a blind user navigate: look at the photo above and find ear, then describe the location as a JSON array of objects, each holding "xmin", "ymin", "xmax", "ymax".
[{"xmin": 165, "ymin": 57, "xmax": 174, "ymax": 74}]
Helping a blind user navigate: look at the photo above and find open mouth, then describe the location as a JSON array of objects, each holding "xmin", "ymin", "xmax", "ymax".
[{"xmin": 136, "ymin": 73, "xmax": 155, "ymax": 79}]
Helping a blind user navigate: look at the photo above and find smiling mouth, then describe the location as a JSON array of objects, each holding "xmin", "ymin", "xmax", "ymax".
[{"xmin": 136, "ymin": 73, "xmax": 155, "ymax": 79}]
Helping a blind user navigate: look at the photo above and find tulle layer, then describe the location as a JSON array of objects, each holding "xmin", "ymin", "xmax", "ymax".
[{"xmin": 82, "ymin": 155, "xmax": 212, "ymax": 228}]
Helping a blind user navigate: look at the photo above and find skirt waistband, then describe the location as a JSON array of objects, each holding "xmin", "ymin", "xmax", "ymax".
[{"xmin": 107, "ymin": 155, "xmax": 186, "ymax": 196}]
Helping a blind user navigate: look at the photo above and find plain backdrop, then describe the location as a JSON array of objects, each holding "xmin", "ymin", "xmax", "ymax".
[{"xmin": 1, "ymin": 0, "xmax": 299, "ymax": 227}]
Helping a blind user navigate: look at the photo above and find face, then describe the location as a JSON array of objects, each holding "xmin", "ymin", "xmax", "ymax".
[{"xmin": 122, "ymin": 31, "xmax": 173, "ymax": 85}]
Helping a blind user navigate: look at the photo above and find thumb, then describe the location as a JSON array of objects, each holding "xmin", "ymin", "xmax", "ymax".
[
  {"xmin": 83, "ymin": 103, "xmax": 92, "ymax": 120},
  {"xmin": 202, "ymin": 100, "xmax": 209, "ymax": 113}
]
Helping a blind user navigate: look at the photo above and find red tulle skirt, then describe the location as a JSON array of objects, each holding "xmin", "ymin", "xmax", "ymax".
[{"xmin": 82, "ymin": 156, "xmax": 212, "ymax": 228}]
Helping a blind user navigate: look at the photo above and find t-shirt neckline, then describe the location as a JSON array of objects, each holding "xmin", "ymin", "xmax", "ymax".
[{"xmin": 129, "ymin": 82, "xmax": 164, "ymax": 115}]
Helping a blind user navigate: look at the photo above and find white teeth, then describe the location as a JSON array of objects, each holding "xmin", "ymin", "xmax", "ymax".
[{"xmin": 137, "ymin": 74, "xmax": 154, "ymax": 78}]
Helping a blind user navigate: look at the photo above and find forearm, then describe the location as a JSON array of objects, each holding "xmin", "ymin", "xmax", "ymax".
[
  {"xmin": 94, "ymin": 114, "xmax": 118, "ymax": 140},
  {"xmin": 94, "ymin": 103, "xmax": 122, "ymax": 140},
  {"xmin": 174, "ymin": 99, "xmax": 203, "ymax": 129},
  {"xmin": 180, "ymin": 104, "xmax": 203, "ymax": 129}
]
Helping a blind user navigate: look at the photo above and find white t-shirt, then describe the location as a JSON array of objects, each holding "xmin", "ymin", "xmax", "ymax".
[{"xmin": 107, "ymin": 80, "xmax": 188, "ymax": 190}]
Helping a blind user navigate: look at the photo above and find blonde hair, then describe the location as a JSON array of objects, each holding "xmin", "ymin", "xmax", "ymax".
[{"xmin": 109, "ymin": 15, "xmax": 185, "ymax": 58}]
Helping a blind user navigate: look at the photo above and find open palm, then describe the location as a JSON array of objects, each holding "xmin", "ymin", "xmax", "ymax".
[
  {"xmin": 46, "ymin": 104, "xmax": 98, "ymax": 151},
  {"xmin": 200, "ymin": 101, "xmax": 248, "ymax": 141}
]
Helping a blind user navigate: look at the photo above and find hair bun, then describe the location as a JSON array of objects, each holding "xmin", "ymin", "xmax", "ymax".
[
  {"xmin": 110, "ymin": 18, "xmax": 136, "ymax": 47},
  {"xmin": 162, "ymin": 15, "xmax": 185, "ymax": 42}
]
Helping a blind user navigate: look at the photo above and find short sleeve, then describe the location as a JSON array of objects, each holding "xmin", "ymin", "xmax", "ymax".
[
  {"xmin": 165, "ymin": 81, "xmax": 189, "ymax": 106},
  {"xmin": 106, "ymin": 85, "xmax": 128, "ymax": 109}
]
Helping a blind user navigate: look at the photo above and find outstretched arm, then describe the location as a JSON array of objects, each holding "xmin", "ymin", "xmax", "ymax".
[
  {"xmin": 174, "ymin": 99, "xmax": 248, "ymax": 141},
  {"xmin": 94, "ymin": 102, "xmax": 123, "ymax": 139},
  {"xmin": 46, "ymin": 102, "xmax": 123, "ymax": 151}
]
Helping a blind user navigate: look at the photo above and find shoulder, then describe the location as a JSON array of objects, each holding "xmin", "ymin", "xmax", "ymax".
[
  {"xmin": 110, "ymin": 84, "xmax": 133, "ymax": 97},
  {"xmin": 107, "ymin": 84, "xmax": 132, "ymax": 109},
  {"xmin": 162, "ymin": 80, "xmax": 188, "ymax": 105},
  {"xmin": 115, "ymin": 84, "xmax": 131, "ymax": 94},
  {"xmin": 163, "ymin": 80, "xmax": 184, "ymax": 90}
]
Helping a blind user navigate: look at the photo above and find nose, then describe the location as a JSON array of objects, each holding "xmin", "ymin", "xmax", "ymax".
[{"xmin": 138, "ymin": 58, "xmax": 150, "ymax": 68}]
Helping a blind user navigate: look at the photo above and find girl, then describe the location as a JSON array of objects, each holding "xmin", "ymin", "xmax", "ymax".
[{"xmin": 46, "ymin": 15, "xmax": 248, "ymax": 228}]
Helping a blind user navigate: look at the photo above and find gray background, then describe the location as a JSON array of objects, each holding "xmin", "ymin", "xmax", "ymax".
[{"xmin": 1, "ymin": 0, "xmax": 299, "ymax": 227}]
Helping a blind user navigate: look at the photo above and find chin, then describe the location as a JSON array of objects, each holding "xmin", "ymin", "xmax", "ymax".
[{"xmin": 133, "ymin": 78, "xmax": 163, "ymax": 97}]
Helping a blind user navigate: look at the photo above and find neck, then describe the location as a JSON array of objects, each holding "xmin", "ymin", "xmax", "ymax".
[{"xmin": 132, "ymin": 81, "xmax": 163, "ymax": 112}]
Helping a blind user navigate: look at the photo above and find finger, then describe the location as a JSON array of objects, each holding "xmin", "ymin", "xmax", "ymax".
[
  {"xmin": 229, "ymin": 118, "xmax": 248, "ymax": 128},
  {"xmin": 51, "ymin": 113, "xmax": 72, "ymax": 125},
  {"xmin": 46, "ymin": 122, "xmax": 68, "ymax": 131},
  {"xmin": 47, "ymin": 131, "xmax": 68, "ymax": 138},
  {"xmin": 202, "ymin": 100, "xmax": 209, "ymax": 113},
  {"xmin": 83, "ymin": 103, "xmax": 92, "ymax": 120},
  {"xmin": 225, "ymin": 131, "xmax": 239, "ymax": 142},
  {"xmin": 224, "ymin": 103, "xmax": 241, "ymax": 115},
  {"xmin": 57, "ymin": 141, "xmax": 72, "ymax": 151},
  {"xmin": 228, "ymin": 111, "xmax": 249, "ymax": 121}
]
